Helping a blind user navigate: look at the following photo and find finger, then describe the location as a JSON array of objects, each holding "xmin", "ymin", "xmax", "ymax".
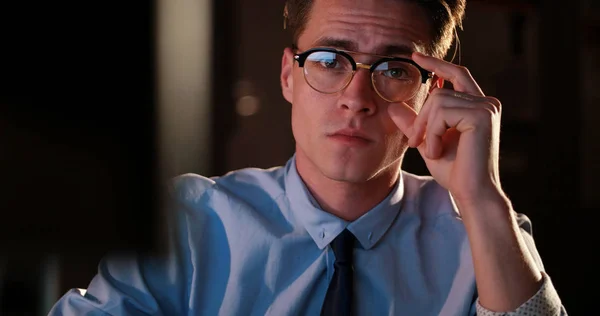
[
  {"xmin": 387, "ymin": 102, "xmax": 418, "ymax": 139},
  {"xmin": 412, "ymin": 52, "xmax": 484, "ymax": 96},
  {"xmin": 425, "ymin": 106, "xmax": 496, "ymax": 159},
  {"xmin": 434, "ymin": 89, "xmax": 496, "ymax": 108},
  {"xmin": 426, "ymin": 107, "xmax": 463, "ymax": 159},
  {"xmin": 411, "ymin": 88, "xmax": 485, "ymax": 148},
  {"xmin": 440, "ymin": 91, "xmax": 502, "ymax": 114}
]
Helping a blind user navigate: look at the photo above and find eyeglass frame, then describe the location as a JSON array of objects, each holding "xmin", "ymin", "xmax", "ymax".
[{"xmin": 293, "ymin": 47, "xmax": 434, "ymax": 102}]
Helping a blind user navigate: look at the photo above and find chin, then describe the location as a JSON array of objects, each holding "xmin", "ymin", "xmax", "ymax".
[
  {"xmin": 318, "ymin": 151, "xmax": 386, "ymax": 183},
  {"xmin": 295, "ymin": 137, "xmax": 405, "ymax": 185},
  {"xmin": 321, "ymin": 166, "xmax": 373, "ymax": 183},
  {"xmin": 326, "ymin": 172, "xmax": 375, "ymax": 184}
]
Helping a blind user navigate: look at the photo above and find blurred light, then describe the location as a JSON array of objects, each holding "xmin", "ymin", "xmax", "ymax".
[{"xmin": 236, "ymin": 95, "xmax": 260, "ymax": 116}]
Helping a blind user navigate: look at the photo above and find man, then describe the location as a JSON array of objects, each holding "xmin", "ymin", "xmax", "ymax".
[{"xmin": 49, "ymin": 0, "xmax": 567, "ymax": 315}]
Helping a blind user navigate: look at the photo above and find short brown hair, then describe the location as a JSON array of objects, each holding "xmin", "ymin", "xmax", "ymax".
[{"xmin": 284, "ymin": 0, "xmax": 466, "ymax": 59}]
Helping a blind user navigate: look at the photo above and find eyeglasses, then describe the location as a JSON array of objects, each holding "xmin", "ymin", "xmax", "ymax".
[{"xmin": 294, "ymin": 47, "xmax": 433, "ymax": 102}]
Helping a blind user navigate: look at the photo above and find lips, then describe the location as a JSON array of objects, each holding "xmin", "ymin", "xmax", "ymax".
[
  {"xmin": 331, "ymin": 129, "xmax": 372, "ymax": 141},
  {"xmin": 328, "ymin": 129, "xmax": 373, "ymax": 146}
]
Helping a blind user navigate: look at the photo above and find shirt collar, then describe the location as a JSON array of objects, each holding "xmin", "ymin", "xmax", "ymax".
[{"xmin": 284, "ymin": 155, "xmax": 404, "ymax": 250}]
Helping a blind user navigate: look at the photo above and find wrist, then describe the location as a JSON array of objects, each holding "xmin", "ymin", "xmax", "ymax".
[{"xmin": 453, "ymin": 188, "xmax": 513, "ymax": 222}]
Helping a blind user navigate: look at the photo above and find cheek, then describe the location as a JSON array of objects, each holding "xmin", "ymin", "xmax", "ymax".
[
  {"xmin": 378, "ymin": 102, "xmax": 405, "ymax": 138},
  {"xmin": 291, "ymin": 84, "xmax": 329, "ymax": 142},
  {"xmin": 410, "ymin": 86, "xmax": 429, "ymax": 113},
  {"xmin": 382, "ymin": 87, "xmax": 428, "ymax": 148},
  {"xmin": 292, "ymin": 73, "xmax": 337, "ymax": 127},
  {"xmin": 382, "ymin": 120, "xmax": 405, "ymax": 153},
  {"xmin": 378, "ymin": 87, "xmax": 427, "ymax": 138},
  {"xmin": 378, "ymin": 102, "xmax": 411, "ymax": 156},
  {"xmin": 380, "ymin": 108, "xmax": 401, "ymax": 133}
]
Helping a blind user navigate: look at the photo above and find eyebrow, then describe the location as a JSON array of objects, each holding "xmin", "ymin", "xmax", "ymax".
[{"xmin": 311, "ymin": 37, "xmax": 416, "ymax": 57}]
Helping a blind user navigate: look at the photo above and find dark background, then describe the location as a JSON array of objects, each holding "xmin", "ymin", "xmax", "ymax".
[{"xmin": 0, "ymin": 0, "xmax": 596, "ymax": 314}]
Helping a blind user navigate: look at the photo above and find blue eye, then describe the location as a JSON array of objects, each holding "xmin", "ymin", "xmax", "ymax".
[
  {"xmin": 306, "ymin": 52, "xmax": 348, "ymax": 71},
  {"xmin": 375, "ymin": 61, "xmax": 414, "ymax": 81},
  {"xmin": 320, "ymin": 59, "xmax": 338, "ymax": 69},
  {"xmin": 306, "ymin": 52, "xmax": 340, "ymax": 69},
  {"xmin": 383, "ymin": 68, "xmax": 408, "ymax": 79}
]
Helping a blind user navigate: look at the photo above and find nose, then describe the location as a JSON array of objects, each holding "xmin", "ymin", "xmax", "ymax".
[{"xmin": 337, "ymin": 67, "xmax": 377, "ymax": 115}]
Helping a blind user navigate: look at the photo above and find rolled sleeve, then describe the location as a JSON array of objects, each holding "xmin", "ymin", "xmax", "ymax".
[{"xmin": 475, "ymin": 271, "xmax": 567, "ymax": 316}]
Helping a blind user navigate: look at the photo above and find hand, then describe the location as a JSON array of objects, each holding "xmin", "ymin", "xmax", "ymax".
[{"xmin": 388, "ymin": 52, "xmax": 504, "ymax": 207}]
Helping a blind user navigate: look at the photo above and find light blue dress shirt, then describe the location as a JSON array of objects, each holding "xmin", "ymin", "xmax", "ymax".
[{"xmin": 49, "ymin": 155, "xmax": 558, "ymax": 315}]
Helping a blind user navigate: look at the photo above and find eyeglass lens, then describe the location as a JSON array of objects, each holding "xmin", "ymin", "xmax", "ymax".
[{"xmin": 303, "ymin": 51, "xmax": 422, "ymax": 102}]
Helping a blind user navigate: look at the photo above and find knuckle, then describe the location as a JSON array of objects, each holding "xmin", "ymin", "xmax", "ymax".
[
  {"xmin": 458, "ymin": 66, "xmax": 472, "ymax": 77},
  {"xmin": 485, "ymin": 96, "xmax": 502, "ymax": 110},
  {"xmin": 482, "ymin": 102, "xmax": 498, "ymax": 114}
]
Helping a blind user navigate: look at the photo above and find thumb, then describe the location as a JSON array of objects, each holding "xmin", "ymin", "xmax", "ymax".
[{"xmin": 387, "ymin": 102, "xmax": 417, "ymax": 139}]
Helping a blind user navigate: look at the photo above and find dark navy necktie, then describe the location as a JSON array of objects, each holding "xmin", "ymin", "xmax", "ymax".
[{"xmin": 321, "ymin": 229, "xmax": 355, "ymax": 316}]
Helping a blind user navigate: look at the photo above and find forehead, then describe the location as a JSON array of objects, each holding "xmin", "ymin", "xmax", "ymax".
[{"xmin": 298, "ymin": 0, "xmax": 433, "ymax": 56}]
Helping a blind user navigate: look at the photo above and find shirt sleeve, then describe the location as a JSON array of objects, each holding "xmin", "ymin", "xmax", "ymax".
[
  {"xmin": 48, "ymin": 254, "xmax": 181, "ymax": 316},
  {"xmin": 47, "ymin": 217, "xmax": 194, "ymax": 316},
  {"xmin": 475, "ymin": 271, "xmax": 567, "ymax": 316},
  {"xmin": 47, "ymin": 176, "xmax": 203, "ymax": 316},
  {"xmin": 47, "ymin": 174, "xmax": 218, "ymax": 315}
]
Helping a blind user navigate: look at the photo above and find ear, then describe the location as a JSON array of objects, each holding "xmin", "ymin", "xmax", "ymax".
[
  {"xmin": 429, "ymin": 74, "xmax": 444, "ymax": 93},
  {"xmin": 281, "ymin": 47, "xmax": 295, "ymax": 104}
]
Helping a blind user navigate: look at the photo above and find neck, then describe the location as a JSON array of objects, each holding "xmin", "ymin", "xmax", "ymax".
[{"xmin": 296, "ymin": 154, "xmax": 402, "ymax": 222}]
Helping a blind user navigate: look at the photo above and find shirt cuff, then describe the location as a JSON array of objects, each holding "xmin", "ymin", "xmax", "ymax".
[{"xmin": 475, "ymin": 271, "xmax": 563, "ymax": 316}]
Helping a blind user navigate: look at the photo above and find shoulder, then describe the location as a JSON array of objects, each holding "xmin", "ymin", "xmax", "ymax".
[
  {"xmin": 169, "ymin": 165, "xmax": 287, "ymax": 210},
  {"xmin": 215, "ymin": 165, "xmax": 287, "ymax": 199},
  {"xmin": 169, "ymin": 173, "xmax": 216, "ymax": 204}
]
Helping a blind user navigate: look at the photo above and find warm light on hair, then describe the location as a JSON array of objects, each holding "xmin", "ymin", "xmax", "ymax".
[{"xmin": 283, "ymin": 0, "xmax": 466, "ymax": 59}]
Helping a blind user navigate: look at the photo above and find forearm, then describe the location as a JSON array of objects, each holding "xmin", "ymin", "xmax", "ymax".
[{"xmin": 457, "ymin": 193, "xmax": 543, "ymax": 312}]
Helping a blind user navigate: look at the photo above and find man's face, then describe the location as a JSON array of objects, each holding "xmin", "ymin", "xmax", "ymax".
[{"xmin": 281, "ymin": 0, "xmax": 434, "ymax": 183}]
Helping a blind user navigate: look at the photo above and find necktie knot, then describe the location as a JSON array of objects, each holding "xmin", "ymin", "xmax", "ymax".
[{"xmin": 331, "ymin": 229, "xmax": 355, "ymax": 266}]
